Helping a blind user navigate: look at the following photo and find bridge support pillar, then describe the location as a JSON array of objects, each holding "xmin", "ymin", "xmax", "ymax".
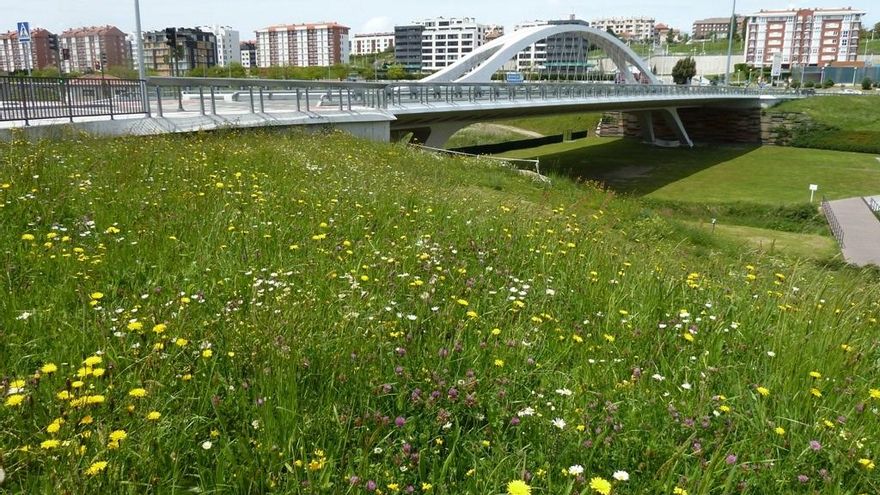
[
  {"xmin": 634, "ymin": 111, "xmax": 655, "ymax": 144},
  {"xmin": 660, "ymin": 108, "xmax": 694, "ymax": 148},
  {"xmin": 405, "ymin": 123, "xmax": 466, "ymax": 148}
]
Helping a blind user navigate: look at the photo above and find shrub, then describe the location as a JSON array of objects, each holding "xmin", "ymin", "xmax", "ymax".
[
  {"xmin": 821, "ymin": 79, "xmax": 835, "ymax": 88},
  {"xmin": 803, "ymin": 81, "xmax": 815, "ymax": 88},
  {"xmin": 862, "ymin": 77, "xmax": 873, "ymax": 91},
  {"xmin": 790, "ymin": 81, "xmax": 801, "ymax": 89}
]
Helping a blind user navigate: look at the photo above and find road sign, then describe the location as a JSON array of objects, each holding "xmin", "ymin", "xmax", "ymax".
[
  {"xmin": 771, "ymin": 52, "xmax": 783, "ymax": 77},
  {"xmin": 17, "ymin": 22, "xmax": 30, "ymax": 42},
  {"xmin": 809, "ymin": 184, "xmax": 819, "ymax": 203},
  {"xmin": 505, "ymin": 72, "xmax": 524, "ymax": 84}
]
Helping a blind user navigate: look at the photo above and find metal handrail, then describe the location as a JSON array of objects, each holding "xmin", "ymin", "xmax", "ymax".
[{"xmin": 822, "ymin": 196, "xmax": 845, "ymax": 248}]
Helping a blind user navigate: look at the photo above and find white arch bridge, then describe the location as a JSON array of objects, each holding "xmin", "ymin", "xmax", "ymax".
[{"xmin": 1, "ymin": 25, "xmax": 808, "ymax": 146}]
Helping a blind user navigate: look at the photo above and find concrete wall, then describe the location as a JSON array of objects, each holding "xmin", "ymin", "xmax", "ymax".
[
  {"xmin": 594, "ymin": 54, "xmax": 746, "ymax": 79},
  {"xmin": 598, "ymin": 106, "xmax": 764, "ymax": 144}
]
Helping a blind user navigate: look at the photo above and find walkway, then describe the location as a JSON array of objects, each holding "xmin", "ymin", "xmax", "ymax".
[{"xmin": 826, "ymin": 197, "xmax": 880, "ymax": 267}]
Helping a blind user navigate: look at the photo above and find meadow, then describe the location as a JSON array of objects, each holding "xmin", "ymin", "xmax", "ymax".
[{"xmin": 1, "ymin": 129, "xmax": 879, "ymax": 494}]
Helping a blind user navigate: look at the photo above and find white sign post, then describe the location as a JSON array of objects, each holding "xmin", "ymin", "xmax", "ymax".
[
  {"xmin": 771, "ymin": 52, "xmax": 783, "ymax": 86},
  {"xmin": 809, "ymin": 184, "xmax": 819, "ymax": 203}
]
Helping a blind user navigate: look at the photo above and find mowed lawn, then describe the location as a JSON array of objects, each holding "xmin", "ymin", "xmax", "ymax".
[{"xmin": 501, "ymin": 138, "xmax": 880, "ymax": 204}]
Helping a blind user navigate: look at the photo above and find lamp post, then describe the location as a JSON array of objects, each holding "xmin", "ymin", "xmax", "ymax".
[
  {"xmin": 134, "ymin": 0, "xmax": 146, "ymax": 81},
  {"xmin": 724, "ymin": 0, "xmax": 737, "ymax": 85}
]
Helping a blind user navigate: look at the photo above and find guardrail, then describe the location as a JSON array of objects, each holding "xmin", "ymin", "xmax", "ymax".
[
  {"xmin": 822, "ymin": 196, "xmax": 846, "ymax": 248},
  {"xmin": 868, "ymin": 197, "xmax": 880, "ymax": 214},
  {"xmin": 0, "ymin": 76, "xmax": 147, "ymax": 125},
  {"xmin": 1, "ymin": 75, "xmax": 811, "ymax": 124}
]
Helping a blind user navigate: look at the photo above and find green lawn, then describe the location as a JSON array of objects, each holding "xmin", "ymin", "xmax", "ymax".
[
  {"xmin": 501, "ymin": 137, "xmax": 880, "ymax": 204},
  {"xmin": 447, "ymin": 113, "xmax": 602, "ymax": 149},
  {"xmin": 770, "ymin": 96, "xmax": 880, "ymax": 133},
  {"xmin": 684, "ymin": 221, "xmax": 838, "ymax": 260}
]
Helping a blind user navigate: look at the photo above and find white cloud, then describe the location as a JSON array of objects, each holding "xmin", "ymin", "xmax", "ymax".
[{"xmin": 359, "ymin": 16, "xmax": 393, "ymax": 34}]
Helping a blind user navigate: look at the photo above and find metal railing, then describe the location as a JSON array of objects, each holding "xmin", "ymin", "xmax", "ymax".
[
  {"xmin": 822, "ymin": 196, "xmax": 846, "ymax": 248},
  {"xmin": 0, "ymin": 76, "xmax": 148, "ymax": 125},
  {"xmin": 867, "ymin": 197, "xmax": 880, "ymax": 214},
  {"xmin": 1, "ymin": 75, "xmax": 810, "ymax": 125}
]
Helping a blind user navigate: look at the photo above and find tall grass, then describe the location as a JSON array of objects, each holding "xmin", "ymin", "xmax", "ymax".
[{"xmin": 0, "ymin": 130, "xmax": 878, "ymax": 494}]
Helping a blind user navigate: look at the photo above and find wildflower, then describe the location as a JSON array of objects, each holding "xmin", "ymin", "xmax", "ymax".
[
  {"xmin": 85, "ymin": 461, "xmax": 108, "ymax": 476},
  {"xmin": 84, "ymin": 356, "xmax": 102, "ymax": 367},
  {"xmin": 568, "ymin": 464, "xmax": 584, "ymax": 476},
  {"xmin": 809, "ymin": 440, "xmax": 821, "ymax": 451},
  {"xmin": 869, "ymin": 389, "xmax": 880, "ymax": 400},
  {"xmin": 90, "ymin": 292, "xmax": 104, "ymax": 300},
  {"xmin": 859, "ymin": 458, "xmax": 875, "ymax": 470},
  {"xmin": 756, "ymin": 386, "xmax": 770, "ymax": 397},
  {"xmin": 683, "ymin": 332, "xmax": 694, "ymax": 342},
  {"xmin": 47, "ymin": 418, "xmax": 64, "ymax": 433},
  {"xmin": 40, "ymin": 363, "xmax": 58, "ymax": 374},
  {"xmin": 422, "ymin": 483, "xmax": 432, "ymax": 491},
  {"xmin": 810, "ymin": 388, "xmax": 822, "ymax": 398},
  {"xmin": 146, "ymin": 411, "xmax": 161, "ymax": 421},
  {"xmin": 494, "ymin": 359, "xmax": 504, "ymax": 367},
  {"xmin": 551, "ymin": 418, "xmax": 566, "ymax": 429},
  {"xmin": 673, "ymin": 488, "xmax": 688, "ymax": 495},
  {"xmin": 589, "ymin": 477, "xmax": 612, "ymax": 495},
  {"xmin": 202, "ymin": 349, "xmax": 213, "ymax": 358},
  {"xmin": 40, "ymin": 439, "xmax": 60, "ymax": 450},
  {"xmin": 4, "ymin": 394, "xmax": 25, "ymax": 407},
  {"xmin": 456, "ymin": 299, "xmax": 469, "ymax": 306},
  {"xmin": 21, "ymin": 233, "xmax": 35, "ymax": 241},
  {"xmin": 202, "ymin": 441, "xmax": 213, "ymax": 450},
  {"xmin": 774, "ymin": 426, "xmax": 786, "ymax": 436},
  {"xmin": 152, "ymin": 323, "xmax": 167, "ymax": 334},
  {"xmin": 109, "ymin": 430, "xmax": 127, "ymax": 442},
  {"xmin": 809, "ymin": 371, "xmax": 821, "ymax": 379},
  {"xmin": 175, "ymin": 338, "xmax": 189, "ymax": 347},
  {"xmin": 127, "ymin": 321, "xmax": 143, "ymax": 331},
  {"xmin": 612, "ymin": 471, "xmax": 629, "ymax": 481}
]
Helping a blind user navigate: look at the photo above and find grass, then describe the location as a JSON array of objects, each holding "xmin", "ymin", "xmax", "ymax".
[
  {"xmin": 683, "ymin": 221, "xmax": 838, "ymax": 260},
  {"xmin": 501, "ymin": 137, "xmax": 880, "ymax": 204},
  {"xmin": 1, "ymin": 129, "xmax": 880, "ymax": 494},
  {"xmin": 447, "ymin": 113, "xmax": 602, "ymax": 149},
  {"xmin": 768, "ymin": 96, "xmax": 880, "ymax": 154},
  {"xmin": 445, "ymin": 124, "xmax": 527, "ymax": 149}
]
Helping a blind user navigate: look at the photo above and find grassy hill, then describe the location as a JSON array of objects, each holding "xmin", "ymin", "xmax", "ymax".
[
  {"xmin": 1, "ymin": 130, "xmax": 879, "ymax": 493},
  {"xmin": 767, "ymin": 96, "xmax": 880, "ymax": 154}
]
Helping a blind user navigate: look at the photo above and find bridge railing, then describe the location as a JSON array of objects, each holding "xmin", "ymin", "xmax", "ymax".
[
  {"xmin": 822, "ymin": 196, "xmax": 846, "ymax": 249},
  {"xmin": 1, "ymin": 75, "xmax": 810, "ymax": 124},
  {"xmin": 0, "ymin": 76, "xmax": 148, "ymax": 125}
]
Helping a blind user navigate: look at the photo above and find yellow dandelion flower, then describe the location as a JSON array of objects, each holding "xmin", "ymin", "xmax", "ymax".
[
  {"xmin": 128, "ymin": 388, "xmax": 147, "ymax": 398},
  {"xmin": 40, "ymin": 363, "xmax": 58, "ymax": 374},
  {"xmin": 756, "ymin": 386, "xmax": 770, "ymax": 397},
  {"xmin": 869, "ymin": 389, "xmax": 880, "ymax": 400},
  {"xmin": 127, "ymin": 321, "xmax": 143, "ymax": 331},
  {"xmin": 89, "ymin": 292, "xmax": 104, "ymax": 300},
  {"xmin": 859, "ymin": 458, "xmax": 875, "ymax": 470},
  {"xmin": 589, "ymin": 477, "xmax": 612, "ymax": 495},
  {"xmin": 202, "ymin": 349, "xmax": 213, "ymax": 358},
  {"xmin": 507, "ymin": 480, "xmax": 531, "ymax": 495},
  {"xmin": 810, "ymin": 388, "xmax": 822, "ymax": 398},
  {"xmin": 494, "ymin": 359, "xmax": 504, "ymax": 367},
  {"xmin": 809, "ymin": 371, "xmax": 821, "ymax": 379},
  {"xmin": 91, "ymin": 368, "xmax": 105, "ymax": 378},
  {"xmin": 456, "ymin": 299, "xmax": 469, "ymax": 306},
  {"xmin": 84, "ymin": 461, "xmax": 108, "ymax": 476},
  {"xmin": 40, "ymin": 439, "xmax": 60, "ymax": 450},
  {"xmin": 56, "ymin": 390, "xmax": 73, "ymax": 400},
  {"xmin": 21, "ymin": 233, "xmax": 35, "ymax": 241},
  {"xmin": 4, "ymin": 394, "xmax": 25, "ymax": 407},
  {"xmin": 152, "ymin": 323, "xmax": 167, "ymax": 334},
  {"xmin": 673, "ymin": 488, "xmax": 688, "ymax": 495},
  {"xmin": 774, "ymin": 426, "xmax": 785, "ymax": 436},
  {"xmin": 109, "ymin": 430, "xmax": 127, "ymax": 442},
  {"xmin": 146, "ymin": 411, "xmax": 161, "ymax": 421},
  {"xmin": 80, "ymin": 415, "xmax": 94, "ymax": 425},
  {"xmin": 175, "ymin": 338, "xmax": 189, "ymax": 347},
  {"xmin": 83, "ymin": 356, "xmax": 102, "ymax": 367}
]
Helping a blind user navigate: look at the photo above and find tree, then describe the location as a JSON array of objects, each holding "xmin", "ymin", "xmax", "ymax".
[
  {"xmin": 862, "ymin": 77, "xmax": 873, "ymax": 91},
  {"xmin": 386, "ymin": 64, "xmax": 406, "ymax": 80},
  {"xmin": 671, "ymin": 56, "xmax": 696, "ymax": 84},
  {"xmin": 874, "ymin": 21, "xmax": 880, "ymax": 35}
]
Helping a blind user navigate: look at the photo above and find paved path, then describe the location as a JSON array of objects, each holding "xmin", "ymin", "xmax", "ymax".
[{"xmin": 827, "ymin": 197, "xmax": 880, "ymax": 267}]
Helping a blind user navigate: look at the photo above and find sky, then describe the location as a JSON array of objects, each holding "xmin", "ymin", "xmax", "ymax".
[{"xmin": 5, "ymin": 0, "xmax": 876, "ymax": 40}]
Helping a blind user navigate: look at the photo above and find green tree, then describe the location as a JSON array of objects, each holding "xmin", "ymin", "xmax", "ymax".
[
  {"xmin": 862, "ymin": 77, "xmax": 873, "ymax": 91},
  {"xmin": 671, "ymin": 56, "xmax": 696, "ymax": 84},
  {"xmin": 386, "ymin": 64, "xmax": 406, "ymax": 80},
  {"xmin": 874, "ymin": 21, "xmax": 880, "ymax": 35}
]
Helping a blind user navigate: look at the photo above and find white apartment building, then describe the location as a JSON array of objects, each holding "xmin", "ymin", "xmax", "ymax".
[
  {"xmin": 351, "ymin": 32, "xmax": 394, "ymax": 56},
  {"xmin": 415, "ymin": 17, "xmax": 488, "ymax": 72},
  {"xmin": 256, "ymin": 23, "xmax": 350, "ymax": 67},
  {"xmin": 200, "ymin": 25, "xmax": 240, "ymax": 66},
  {"xmin": 590, "ymin": 17, "xmax": 655, "ymax": 41},
  {"xmin": 514, "ymin": 21, "xmax": 549, "ymax": 72},
  {"xmin": 744, "ymin": 7, "xmax": 864, "ymax": 67}
]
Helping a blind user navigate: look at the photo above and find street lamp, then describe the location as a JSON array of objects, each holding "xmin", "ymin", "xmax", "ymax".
[
  {"xmin": 724, "ymin": 0, "xmax": 737, "ymax": 85},
  {"xmin": 134, "ymin": 0, "xmax": 146, "ymax": 81}
]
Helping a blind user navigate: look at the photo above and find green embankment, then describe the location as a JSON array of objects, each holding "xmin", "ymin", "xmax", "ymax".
[
  {"xmin": 1, "ymin": 130, "xmax": 879, "ymax": 494},
  {"xmin": 768, "ymin": 95, "xmax": 880, "ymax": 154}
]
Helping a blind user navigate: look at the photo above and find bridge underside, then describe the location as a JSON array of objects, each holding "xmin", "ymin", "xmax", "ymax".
[{"xmin": 391, "ymin": 98, "xmax": 766, "ymax": 148}]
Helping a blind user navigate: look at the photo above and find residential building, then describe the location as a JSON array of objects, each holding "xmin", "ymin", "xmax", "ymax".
[
  {"xmin": 240, "ymin": 41, "xmax": 257, "ymax": 69},
  {"xmin": 485, "ymin": 24, "xmax": 506, "ymax": 42},
  {"xmin": 692, "ymin": 16, "xmax": 746, "ymax": 40},
  {"xmin": 351, "ymin": 32, "xmax": 394, "ymax": 56},
  {"xmin": 200, "ymin": 25, "xmax": 240, "ymax": 66},
  {"xmin": 255, "ymin": 23, "xmax": 350, "ymax": 67},
  {"xmin": 60, "ymin": 25, "xmax": 130, "ymax": 73},
  {"xmin": 591, "ymin": 17, "xmax": 655, "ymax": 41},
  {"xmin": 414, "ymin": 17, "xmax": 489, "ymax": 72},
  {"xmin": 142, "ymin": 27, "xmax": 216, "ymax": 76},
  {"xmin": 744, "ymin": 7, "xmax": 865, "ymax": 67},
  {"xmin": 393, "ymin": 24, "xmax": 425, "ymax": 72},
  {"xmin": 0, "ymin": 28, "xmax": 58, "ymax": 73}
]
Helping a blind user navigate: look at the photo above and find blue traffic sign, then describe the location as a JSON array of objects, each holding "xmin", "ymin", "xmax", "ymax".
[{"xmin": 17, "ymin": 22, "xmax": 30, "ymax": 42}]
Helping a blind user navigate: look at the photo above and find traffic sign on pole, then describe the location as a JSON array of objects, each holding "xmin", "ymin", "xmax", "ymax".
[{"xmin": 17, "ymin": 22, "xmax": 31, "ymax": 42}]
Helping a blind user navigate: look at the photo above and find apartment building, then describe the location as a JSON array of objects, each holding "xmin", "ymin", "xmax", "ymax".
[
  {"xmin": 60, "ymin": 25, "xmax": 130, "ymax": 73},
  {"xmin": 590, "ymin": 17, "xmax": 655, "ymax": 41},
  {"xmin": 200, "ymin": 25, "xmax": 240, "ymax": 66},
  {"xmin": 393, "ymin": 25, "xmax": 425, "ymax": 72},
  {"xmin": 744, "ymin": 7, "xmax": 865, "ymax": 67},
  {"xmin": 240, "ymin": 41, "xmax": 257, "ymax": 68},
  {"xmin": 143, "ymin": 28, "xmax": 216, "ymax": 75},
  {"xmin": 415, "ymin": 17, "xmax": 488, "ymax": 72},
  {"xmin": 256, "ymin": 23, "xmax": 350, "ymax": 67},
  {"xmin": 692, "ymin": 16, "xmax": 747, "ymax": 40},
  {"xmin": 0, "ymin": 28, "xmax": 58, "ymax": 73},
  {"xmin": 513, "ymin": 18, "xmax": 592, "ymax": 78},
  {"xmin": 351, "ymin": 32, "xmax": 394, "ymax": 56}
]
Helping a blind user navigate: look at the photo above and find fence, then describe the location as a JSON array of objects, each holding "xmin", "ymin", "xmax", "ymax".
[
  {"xmin": 0, "ymin": 76, "xmax": 148, "ymax": 125},
  {"xmin": 450, "ymin": 130, "xmax": 589, "ymax": 155},
  {"xmin": 822, "ymin": 196, "xmax": 845, "ymax": 248}
]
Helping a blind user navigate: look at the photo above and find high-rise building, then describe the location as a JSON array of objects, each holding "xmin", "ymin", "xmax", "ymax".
[
  {"xmin": 590, "ymin": 17, "xmax": 655, "ymax": 41},
  {"xmin": 513, "ymin": 18, "xmax": 593, "ymax": 78},
  {"xmin": 0, "ymin": 28, "xmax": 58, "ymax": 73},
  {"xmin": 200, "ymin": 25, "xmax": 240, "ymax": 66},
  {"xmin": 255, "ymin": 23, "xmax": 350, "ymax": 68},
  {"xmin": 142, "ymin": 28, "xmax": 217, "ymax": 76},
  {"xmin": 744, "ymin": 7, "xmax": 865, "ymax": 67},
  {"xmin": 393, "ymin": 25, "xmax": 425, "ymax": 72},
  {"xmin": 413, "ymin": 17, "xmax": 488, "ymax": 72},
  {"xmin": 692, "ymin": 16, "xmax": 747, "ymax": 40},
  {"xmin": 351, "ymin": 33, "xmax": 394, "ymax": 56},
  {"xmin": 240, "ymin": 41, "xmax": 257, "ymax": 69},
  {"xmin": 60, "ymin": 26, "xmax": 130, "ymax": 73}
]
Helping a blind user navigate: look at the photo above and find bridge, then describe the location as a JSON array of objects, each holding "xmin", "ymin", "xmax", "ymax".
[{"xmin": 0, "ymin": 23, "xmax": 807, "ymax": 147}]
